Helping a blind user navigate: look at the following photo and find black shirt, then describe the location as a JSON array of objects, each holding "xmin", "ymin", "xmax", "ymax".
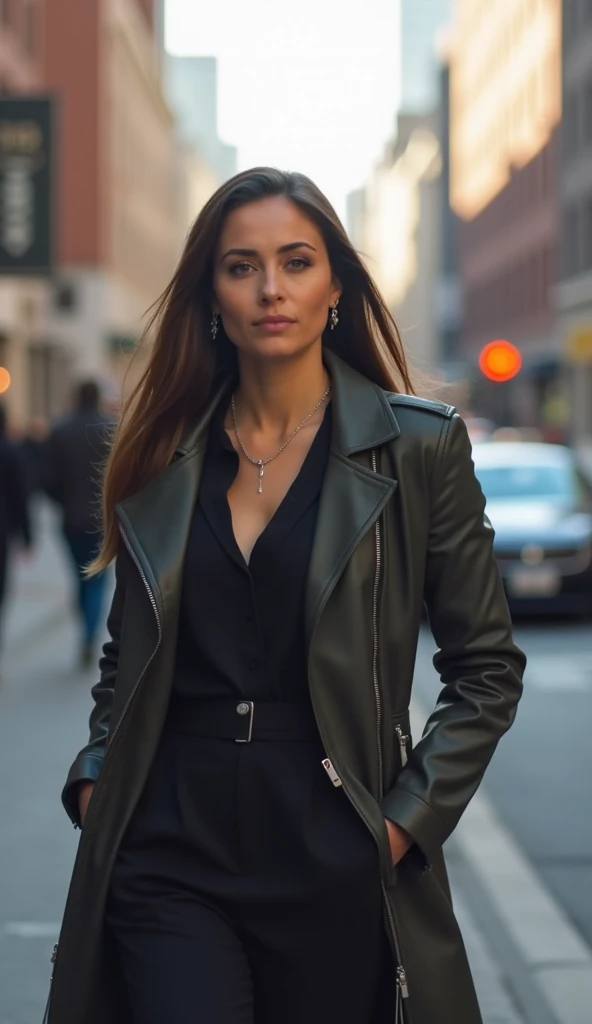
[{"xmin": 173, "ymin": 402, "xmax": 332, "ymax": 702}]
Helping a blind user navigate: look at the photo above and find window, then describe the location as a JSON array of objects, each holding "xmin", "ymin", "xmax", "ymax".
[
  {"xmin": 584, "ymin": 79, "xmax": 592, "ymax": 145},
  {"xmin": 564, "ymin": 0, "xmax": 579, "ymax": 45},
  {"xmin": 583, "ymin": 196, "xmax": 592, "ymax": 270},
  {"xmin": 563, "ymin": 205, "xmax": 581, "ymax": 278},
  {"xmin": 564, "ymin": 89, "xmax": 581, "ymax": 155}
]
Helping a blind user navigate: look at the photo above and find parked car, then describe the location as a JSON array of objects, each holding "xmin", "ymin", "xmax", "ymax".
[{"xmin": 471, "ymin": 442, "xmax": 592, "ymax": 615}]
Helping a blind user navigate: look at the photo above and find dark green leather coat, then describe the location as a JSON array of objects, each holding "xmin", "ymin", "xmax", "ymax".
[{"xmin": 47, "ymin": 352, "xmax": 525, "ymax": 1024}]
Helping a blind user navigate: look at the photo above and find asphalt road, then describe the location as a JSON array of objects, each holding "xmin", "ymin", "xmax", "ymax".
[{"xmin": 414, "ymin": 617, "xmax": 592, "ymax": 950}]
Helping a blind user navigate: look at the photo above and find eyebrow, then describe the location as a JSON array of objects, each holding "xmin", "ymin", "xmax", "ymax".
[{"xmin": 220, "ymin": 241, "xmax": 317, "ymax": 261}]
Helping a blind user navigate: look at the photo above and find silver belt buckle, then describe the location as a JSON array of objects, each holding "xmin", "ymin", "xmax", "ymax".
[{"xmin": 235, "ymin": 701, "xmax": 254, "ymax": 743}]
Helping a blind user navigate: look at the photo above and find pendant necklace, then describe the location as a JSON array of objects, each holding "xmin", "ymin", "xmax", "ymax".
[{"xmin": 231, "ymin": 385, "xmax": 331, "ymax": 493}]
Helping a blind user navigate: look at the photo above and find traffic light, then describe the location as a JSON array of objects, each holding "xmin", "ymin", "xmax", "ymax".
[{"xmin": 478, "ymin": 340, "xmax": 522, "ymax": 382}]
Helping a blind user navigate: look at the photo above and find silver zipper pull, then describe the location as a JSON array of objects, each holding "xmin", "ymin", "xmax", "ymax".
[
  {"xmin": 397, "ymin": 965, "xmax": 410, "ymax": 999},
  {"xmin": 322, "ymin": 758, "xmax": 343, "ymax": 787},
  {"xmin": 395, "ymin": 725, "xmax": 409, "ymax": 767},
  {"xmin": 51, "ymin": 943, "xmax": 58, "ymax": 964}
]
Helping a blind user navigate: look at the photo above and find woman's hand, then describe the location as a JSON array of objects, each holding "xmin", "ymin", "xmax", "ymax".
[
  {"xmin": 78, "ymin": 781, "xmax": 96, "ymax": 826},
  {"xmin": 384, "ymin": 818, "xmax": 413, "ymax": 865}
]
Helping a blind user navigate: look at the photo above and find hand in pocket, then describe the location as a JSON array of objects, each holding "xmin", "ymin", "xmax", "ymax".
[
  {"xmin": 384, "ymin": 818, "xmax": 412, "ymax": 865},
  {"xmin": 78, "ymin": 782, "xmax": 96, "ymax": 826}
]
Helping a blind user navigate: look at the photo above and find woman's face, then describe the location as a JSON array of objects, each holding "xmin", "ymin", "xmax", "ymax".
[{"xmin": 212, "ymin": 196, "xmax": 341, "ymax": 363}]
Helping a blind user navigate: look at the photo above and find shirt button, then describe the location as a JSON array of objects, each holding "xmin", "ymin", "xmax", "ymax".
[{"xmin": 248, "ymin": 656, "xmax": 258, "ymax": 671}]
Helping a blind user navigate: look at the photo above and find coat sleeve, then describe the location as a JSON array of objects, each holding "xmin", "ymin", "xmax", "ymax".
[
  {"xmin": 61, "ymin": 550, "xmax": 127, "ymax": 826},
  {"xmin": 380, "ymin": 413, "xmax": 526, "ymax": 865}
]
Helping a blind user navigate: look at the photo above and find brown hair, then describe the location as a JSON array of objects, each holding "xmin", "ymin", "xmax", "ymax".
[{"xmin": 90, "ymin": 167, "xmax": 415, "ymax": 572}]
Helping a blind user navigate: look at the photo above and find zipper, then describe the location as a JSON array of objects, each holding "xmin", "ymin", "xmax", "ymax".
[
  {"xmin": 322, "ymin": 758, "xmax": 343, "ymax": 787},
  {"xmin": 371, "ymin": 450, "xmax": 384, "ymax": 796},
  {"xmin": 42, "ymin": 943, "xmax": 58, "ymax": 1024},
  {"xmin": 371, "ymin": 448, "xmax": 410, "ymax": 1011},
  {"xmin": 395, "ymin": 724, "xmax": 409, "ymax": 767},
  {"xmin": 105, "ymin": 525, "xmax": 163, "ymax": 751}
]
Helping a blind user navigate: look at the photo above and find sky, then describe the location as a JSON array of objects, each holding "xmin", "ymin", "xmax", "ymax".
[{"xmin": 165, "ymin": 0, "xmax": 401, "ymax": 220}]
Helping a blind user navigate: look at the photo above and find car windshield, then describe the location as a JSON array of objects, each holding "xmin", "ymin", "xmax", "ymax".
[{"xmin": 475, "ymin": 463, "xmax": 576, "ymax": 503}]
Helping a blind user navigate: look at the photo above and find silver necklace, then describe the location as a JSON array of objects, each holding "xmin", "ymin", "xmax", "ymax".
[{"xmin": 231, "ymin": 384, "xmax": 331, "ymax": 493}]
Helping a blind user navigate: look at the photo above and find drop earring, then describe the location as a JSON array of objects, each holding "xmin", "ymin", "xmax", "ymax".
[
  {"xmin": 330, "ymin": 303, "xmax": 339, "ymax": 330},
  {"xmin": 211, "ymin": 313, "xmax": 220, "ymax": 340}
]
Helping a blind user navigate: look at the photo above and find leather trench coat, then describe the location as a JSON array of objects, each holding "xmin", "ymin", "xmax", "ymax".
[{"xmin": 47, "ymin": 352, "xmax": 525, "ymax": 1024}]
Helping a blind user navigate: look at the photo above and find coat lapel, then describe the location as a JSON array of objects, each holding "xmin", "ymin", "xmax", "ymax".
[
  {"xmin": 115, "ymin": 381, "xmax": 231, "ymax": 636},
  {"xmin": 304, "ymin": 352, "xmax": 400, "ymax": 647}
]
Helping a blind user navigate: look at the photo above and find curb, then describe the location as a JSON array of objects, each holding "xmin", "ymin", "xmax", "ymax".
[{"xmin": 410, "ymin": 701, "xmax": 592, "ymax": 1024}]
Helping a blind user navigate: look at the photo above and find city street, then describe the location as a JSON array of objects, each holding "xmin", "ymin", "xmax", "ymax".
[
  {"xmin": 415, "ymin": 619, "xmax": 592, "ymax": 950},
  {"xmin": 1, "ymin": 504, "xmax": 591, "ymax": 1024}
]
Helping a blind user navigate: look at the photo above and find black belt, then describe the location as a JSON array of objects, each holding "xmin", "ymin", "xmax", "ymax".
[{"xmin": 165, "ymin": 697, "xmax": 320, "ymax": 744}]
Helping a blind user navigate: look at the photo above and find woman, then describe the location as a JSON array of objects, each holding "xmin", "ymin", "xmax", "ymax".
[{"xmin": 46, "ymin": 168, "xmax": 525, "ymax": 1024}]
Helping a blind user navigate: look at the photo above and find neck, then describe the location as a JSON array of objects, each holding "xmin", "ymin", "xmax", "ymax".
[{"xmin": 232, "ymin": 347, "xmax": 330, "ymax": 434}]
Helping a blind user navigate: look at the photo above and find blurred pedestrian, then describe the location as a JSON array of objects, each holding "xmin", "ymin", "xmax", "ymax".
[
  {"xmin": 20, "ymin": 415, "xmax": 49, "ymax": 496},
  {"xmin": 0, "ymin": 404, "xmax": 32, "ymax": 658},
  {"xmin": 43, "ymin": 381, "xmax": 113, "ymax": 669},
  {"xmin": 47, "ymin": 169, "xmax": 526, "ymax": 1024}
]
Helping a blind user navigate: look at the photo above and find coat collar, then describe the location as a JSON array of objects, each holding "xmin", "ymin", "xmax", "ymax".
[
  {"xmin": 116, "ymin": 351, "xmax": 400, "ymax": 648},
  {"xmin": 323, "ymin": 350, "xmax": 400, "ymax": 454},
  {"xmin": 176, "ymin": 351, "xmax": 400, "ymax": 459}
]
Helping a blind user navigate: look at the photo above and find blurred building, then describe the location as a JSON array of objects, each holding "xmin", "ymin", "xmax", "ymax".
[
  {"xmin": 400, "ymin": 0, "xmax": 452, "ymax": 113},
  {"xmin": 558, "ymin": 0, "xmax": 592, "ymax": 444},
  {"xmin": 346, "ymin": 188, "xmax": 367, "ymax": 251},
  {"xmin": 42, "ymin": 0, "xmax": 178, "ymax": 406},
  {"xmin": 164, "ymin": 56, "xmax": 237, "ymax": 185},
  {"xmin": 356, "ymin": 114, "xmax": 443, "ymax": 378},
  {"xmin": 164, "ymin": 55, "xmax": 236, "ymax": 253},
  {"xmin": 450, "ymin": 0, "xmax": 562, "ymax": 431},
  {"xmin": 434, "ymin": 39, "xmax": 462, "ymax": 379},
  {"xmin": 345, "ymin": 1, "xmax": 453, "ymax": 386},
  {"xmin": 0, "ymin": 0, "xmax": 51, "ymax": 429}
]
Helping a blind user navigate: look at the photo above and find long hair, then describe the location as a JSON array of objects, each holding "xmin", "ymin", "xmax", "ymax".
[{"xmin": 91, "ymin": 167, "xmax": 415, "ymax": 572}]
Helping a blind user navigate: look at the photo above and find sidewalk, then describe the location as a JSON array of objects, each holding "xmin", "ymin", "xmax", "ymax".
[{"xmin": 2, "ymin": 499, "xmax": 71, "ymax": 658}]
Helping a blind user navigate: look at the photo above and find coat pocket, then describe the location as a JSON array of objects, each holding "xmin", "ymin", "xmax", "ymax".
[{"xmin": 392, "ymin": 710, "xmax": 412, "ymax": 769}]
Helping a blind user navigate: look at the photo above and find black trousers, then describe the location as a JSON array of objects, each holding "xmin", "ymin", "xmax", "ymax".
[{"xmin": 107, "ymin": 707, "xmax": 389, "ymax": 1023}]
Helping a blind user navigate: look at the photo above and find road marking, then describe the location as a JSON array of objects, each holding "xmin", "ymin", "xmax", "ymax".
[{"xmin": 4, "ymin": 922, "xmax": 60, "ymax": 938}]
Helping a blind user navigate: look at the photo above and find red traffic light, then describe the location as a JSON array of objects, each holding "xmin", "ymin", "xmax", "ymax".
[{"xmin": 478, "ymin": 340, "xmax": 522, "ymax": 382}]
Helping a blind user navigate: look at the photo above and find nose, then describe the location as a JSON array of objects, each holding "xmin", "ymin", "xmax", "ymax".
[{"xmin": 259, "ymin": 266, "xmax": 283, "ymax": 305}]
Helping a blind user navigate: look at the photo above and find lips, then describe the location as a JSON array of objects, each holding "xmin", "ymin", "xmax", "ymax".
[{"xmin": 254, "ymin": 316, "xmax": 295, "ymax": 326}]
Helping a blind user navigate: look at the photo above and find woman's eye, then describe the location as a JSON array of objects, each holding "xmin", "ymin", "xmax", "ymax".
[
  {"xmin": 228, "ymin": 262, "xmax": 254, "ymax": 276},
  {"xmin": 287, "ymin": 257, "xmax": 310, "ymax": 271}
]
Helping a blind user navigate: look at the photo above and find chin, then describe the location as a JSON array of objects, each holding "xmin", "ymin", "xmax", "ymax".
[{"xmin": 242, "ymin": 337, "xmax": 313, "ymax": 362}]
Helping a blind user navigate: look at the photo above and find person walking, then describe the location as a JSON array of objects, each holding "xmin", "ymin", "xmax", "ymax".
[
  {"xmin": 46, "ymin": 168, "xmax": 526, "ymax": 1024},
  {"xmin": 0, "ymin": 404, "xmax": 32, "ymax": 660},
  {"xmin": 43, "ymin": 381, "xmax": 112, "ymax": 668}
]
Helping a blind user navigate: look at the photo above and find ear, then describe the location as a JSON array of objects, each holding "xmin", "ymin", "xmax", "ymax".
[{"xmin": 330, "ymin": 277, "xmax": 342, "ymax": 308}]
